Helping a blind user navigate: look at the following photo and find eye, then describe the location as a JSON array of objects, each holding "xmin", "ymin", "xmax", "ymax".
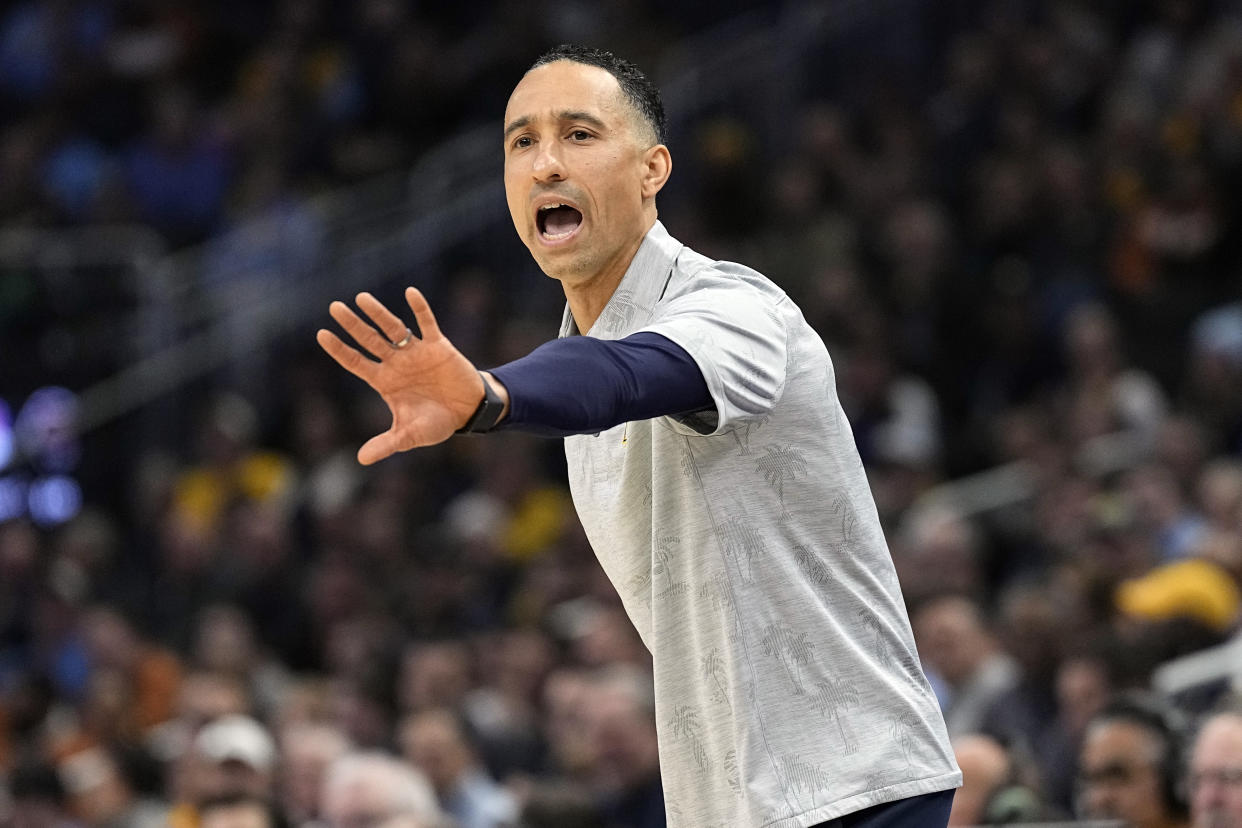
[
  {"xmin": 569, "ymin": 129, "xmax": 592, "ymax": 141},
  {"xmin": 512, "ymin": 136, "xmax": 533, "ymax": 150}
]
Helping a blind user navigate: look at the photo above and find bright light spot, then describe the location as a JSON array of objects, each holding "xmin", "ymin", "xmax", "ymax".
[{"xmin": 28, "ymin": 475, "xmax": 83, "ymax": 527}]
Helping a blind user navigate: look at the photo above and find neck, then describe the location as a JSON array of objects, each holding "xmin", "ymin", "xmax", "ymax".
[
  {"xmin": 564, "ymin": 266, "xmax": 626, "ymax": 334},
  {"xmin": 563, "ymin": 217, "xmax": 655, "ymax": 333}
]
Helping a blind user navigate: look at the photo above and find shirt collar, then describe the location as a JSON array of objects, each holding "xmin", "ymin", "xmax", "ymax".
[{"xmin": 558, "ymin": 220, "xmax": 684, "ymax": 339}]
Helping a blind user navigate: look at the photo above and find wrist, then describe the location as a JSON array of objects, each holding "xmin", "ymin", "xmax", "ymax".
[{"xmin": 456, "ymin": 371, "xmax": 509, "ymax": 434}]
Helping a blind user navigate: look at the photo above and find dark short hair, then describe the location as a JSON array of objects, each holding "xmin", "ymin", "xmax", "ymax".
[
  {"xmin": 530, "ymin": 44, "xmax": 667, "ymax": 145},
  {"xmin": 1086, "ymin": 692, "xmax": 1189, "ymax": 817}
]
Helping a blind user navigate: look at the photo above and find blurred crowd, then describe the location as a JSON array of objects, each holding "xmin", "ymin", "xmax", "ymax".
[{"xmin": 4, "ymin": 0, "xmax": 1242, "ymax": 827}]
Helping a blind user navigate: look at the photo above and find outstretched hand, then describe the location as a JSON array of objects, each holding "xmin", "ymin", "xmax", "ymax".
[{"xmin": 317, "ymin": 287, "xmax": 485, "ymax": 464}]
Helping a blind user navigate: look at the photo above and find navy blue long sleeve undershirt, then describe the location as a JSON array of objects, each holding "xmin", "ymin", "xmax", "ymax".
[{"xmin": 487, "ymin": 332, "xmax": 713, "ymax": 437}]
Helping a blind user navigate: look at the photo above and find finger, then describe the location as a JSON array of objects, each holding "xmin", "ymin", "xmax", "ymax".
[
  {"xmin": 356, "ymin": 292, "xmax": 411, "ymax": 346},
  {"xmin": 358, "ymin": 430, "xmax": 401, "ymax": 466},
  {"xmin": 329, "ymin": 300, "xmax": 391, "ymax": 359},
  {"xmin": 405, "ymin": 287, "xmax": 443, "ymax": 341},
  {"xmin": 317, "ymin": 329, "xmax": 380, "ymax": 384}
]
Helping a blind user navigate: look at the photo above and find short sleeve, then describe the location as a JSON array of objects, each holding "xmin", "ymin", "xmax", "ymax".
[{"xmin": 639, "ymin": 275, "xmax": 787, "ymax": 436}]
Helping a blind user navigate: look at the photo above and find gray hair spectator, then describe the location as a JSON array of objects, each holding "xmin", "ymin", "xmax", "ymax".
[
  {"xmin": 1188, "ymin": 707, "xmax": 1242, "ymax": 828},
  {"xmin": 277, "ymin": 721, "xmax": 353, "ymax": 826},
  {"xmin": 320, "ymin": 751, "xmax": 444, "ymax": 828}
]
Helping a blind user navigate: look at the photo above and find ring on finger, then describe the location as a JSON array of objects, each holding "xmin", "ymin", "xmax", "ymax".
[{"xmin": 390, "ymin": 327, "xmax": 414, "ymax": 349}]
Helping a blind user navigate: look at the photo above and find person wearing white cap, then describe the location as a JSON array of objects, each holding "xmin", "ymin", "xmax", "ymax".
[{"xmin": 193, "ymin": 714, "xmax": 279, "ymax": 801}]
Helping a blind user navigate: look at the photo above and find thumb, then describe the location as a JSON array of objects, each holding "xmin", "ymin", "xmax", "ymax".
[{"xmin": 358, "ymin": 430, "xmax": 401, "ymax": 466}]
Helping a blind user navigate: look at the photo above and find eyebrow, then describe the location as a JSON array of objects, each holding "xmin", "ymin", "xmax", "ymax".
[{"xmin": 503, "ymin": 110, "xmax": 609, "ymax": 140}]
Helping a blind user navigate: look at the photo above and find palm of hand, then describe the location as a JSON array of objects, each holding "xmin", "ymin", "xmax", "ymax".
[{"xmin": 317, "ymin": 288, "xmax": 483, "ymax": 463}]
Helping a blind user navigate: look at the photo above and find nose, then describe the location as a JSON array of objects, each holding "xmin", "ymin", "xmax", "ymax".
[{"xmin": 532, "ymin": 141, "xmax": 565, "ymax": 181}]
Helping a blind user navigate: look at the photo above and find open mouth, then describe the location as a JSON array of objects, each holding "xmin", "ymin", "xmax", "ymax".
[{"xmin": 537, "ymin": 203, "xmax": 583, "ymax": 241}]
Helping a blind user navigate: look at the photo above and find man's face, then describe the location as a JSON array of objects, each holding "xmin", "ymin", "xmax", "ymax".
[
  {"xmin": 503, "ymin": 60, "xmax": 663, "ymax": 287},
  {"xmin": 1190, "ymin": 714, "xmax": 1242, "ymax": 828},
  {"xmin": 1078, "ymin": 720, "xmax": 1174, "ymax": 828}
]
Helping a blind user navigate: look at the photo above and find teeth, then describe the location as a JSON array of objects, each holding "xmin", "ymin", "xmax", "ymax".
[{"xmin": 539, "ymin": 203, "xmax": 564, "ymax": 211}]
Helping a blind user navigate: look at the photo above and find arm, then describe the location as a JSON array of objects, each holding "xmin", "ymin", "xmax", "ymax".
[
  {"xmin": 489, "ymin": 332, "xmax": 711, "ymax": 436},
  {"xmin": 317, "ymin": 290, "xmax": 712, "ymax": 463}
]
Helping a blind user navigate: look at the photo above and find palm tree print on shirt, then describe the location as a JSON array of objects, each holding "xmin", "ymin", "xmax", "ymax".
[
  {"xmin": 793, "ymin": 545, "xmax": 833, "ymax": 588},
  {"xmin": 723, "ymin": 749, "xmax": 743, "ymax": 797},
  {"xmin": 679, "ymin": 439, "xmax": 697, "ymax": 480},
  {"xmin": 729, "ymin": 413, "xmax": 770, "ymax": 456},
  {"xmin": 858, "ymin": 609, "xmax": 894, "ymax": 665},
  {"xmin": 760, "ymin": 623, "xmax": 815, "ymax": 695},
  {"xmin": 652, "ymin": 532, "xmax": 690, "ymax": 600},
  {"xmin": 720, "ymin": 517, "xmax": 763, "ymax": 584},
  {"xmin": 778, "ymin": 753, "xmax": 831, "ymax": 811},
  {"xmin": 698, "ymin": 572, "xmax": 742, "ymax": 644},
  {"xmin": 890, "ymin": 712, "xmax": 922, "ymax": 768},
  {"xmin": 858, "ymin": 610, "xmax": 924, "ymax": 689},
  {"xmin": 811, "ymin": 678, "xmax": 861, "ymax": 754},
  {"xmin": 628, "ymin": 567, "xmax": 654, "ymax": 608},
  {"xmin": 756, "ymin": 445, "xmax": 808, "ymax": 516},
  {"xmin": 830, "ymin": 495, "xmax": 857, "ymax": 542},
  {"xmin": 701, "ymin": 647, "xmax": 732, "ymax": 710},
  {"xmin": 668, "ymin": 705, "xmax": 711, "ymax": 773},
  {"xmin": 599, "ymin": 289, "xmax": 641, "ymax": 334}
]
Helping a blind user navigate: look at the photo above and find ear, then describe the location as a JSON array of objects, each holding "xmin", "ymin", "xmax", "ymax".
[{"xmin": 640, "ymin": 144, "xmax": 672, "ymax": 199}]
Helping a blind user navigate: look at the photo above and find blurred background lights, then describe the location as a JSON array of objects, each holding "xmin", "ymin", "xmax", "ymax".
[
  {"xmin": 0, "ymin": 400, "xmax": 12, "ymax": 470},
  {"xmin": 27, "ymin": 475, "xmax": 84, "ymax": 527},
  {"xmin": 14, "ymin": 386, "xmax": 81, "ymax": 473},
  {"xmin": 0, "ymin": 476, "xmax": 23, "ymax": 523}
]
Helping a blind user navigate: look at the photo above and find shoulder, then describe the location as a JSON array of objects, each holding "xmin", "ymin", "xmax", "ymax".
[{"xmin": 663, "ymin": 246, "xmax": 789, "ymax": 310}]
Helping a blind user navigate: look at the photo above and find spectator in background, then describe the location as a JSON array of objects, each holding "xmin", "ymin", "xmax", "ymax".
[
  {"xmin": 191, "ymin": 605, "xmax": 292, "ymax": 722},
  {"xmin": 980, "ymin": 580, "xmax": 1085, "ymax": 807},
  {"xmin": 175, "ymin": 713, "xmax": 278, "ymax": 826},
  {"xmin": 123, "ymin": 83, "xmax": 232, "ymax": 246},
  {"xmin": 1075, "ymin": 694, "xmax": 1190, "ymax": 828},
  {"xmin": 57, "ymin": 745, "xmax": 169, "ymax": 828},
  {"xmin": 578, "ymin": 668, "xmax": 664, "ymax": 828},
  {"xmin": 948, "ymin": 734, "xmax": 1047, "ymax": 826},
  {"xmin": 1056, "ymin": 302, "xmax": 1168, "ymax": 447},
  {"xmin": 1122, "ymin": 462, "xmax": 1209, "ymax": 564},
  {"xmin": 518, "ymin": 782, "xmax": 605, "ymax": 828},
  {"xmin": 1183, "ymin": 303, "xmax": 1242, "ymax": 454},
  {"xmin": 319, "ymin": 752, "xmax": 443, "ymax": 828},
  {"xmin": 277, "ymin": 721, "xmax": 352, "ymax": 827},
  {"xmin": 913, "ymin": 594, "xmax": 1020, "ymax": 737},
  {"xmin": 891, "ymin": 506, "xmax": 986, "ymax": 607},
  {"xmin": 1188, "ymin": 706, "xmax": 1242, "ymax": 828},
  {"xmin": 198, "ymin": 794, "xmax": 286, "ymax": 828},
  {"xmin": 5, "ymin": 761, "xmax": 79, "ymax": 828},
  {"xmin": 399, "ymin": 708, "xmax": 518, "ymax": 828},
  {"xmin": 948, "ymin": 734, "xmax": 1011, "ymax": 827}
]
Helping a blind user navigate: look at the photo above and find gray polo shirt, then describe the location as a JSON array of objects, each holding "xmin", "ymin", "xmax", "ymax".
[{"xmin": 562, "ymin": 221, "xmax": 960, "ymax": 827}]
